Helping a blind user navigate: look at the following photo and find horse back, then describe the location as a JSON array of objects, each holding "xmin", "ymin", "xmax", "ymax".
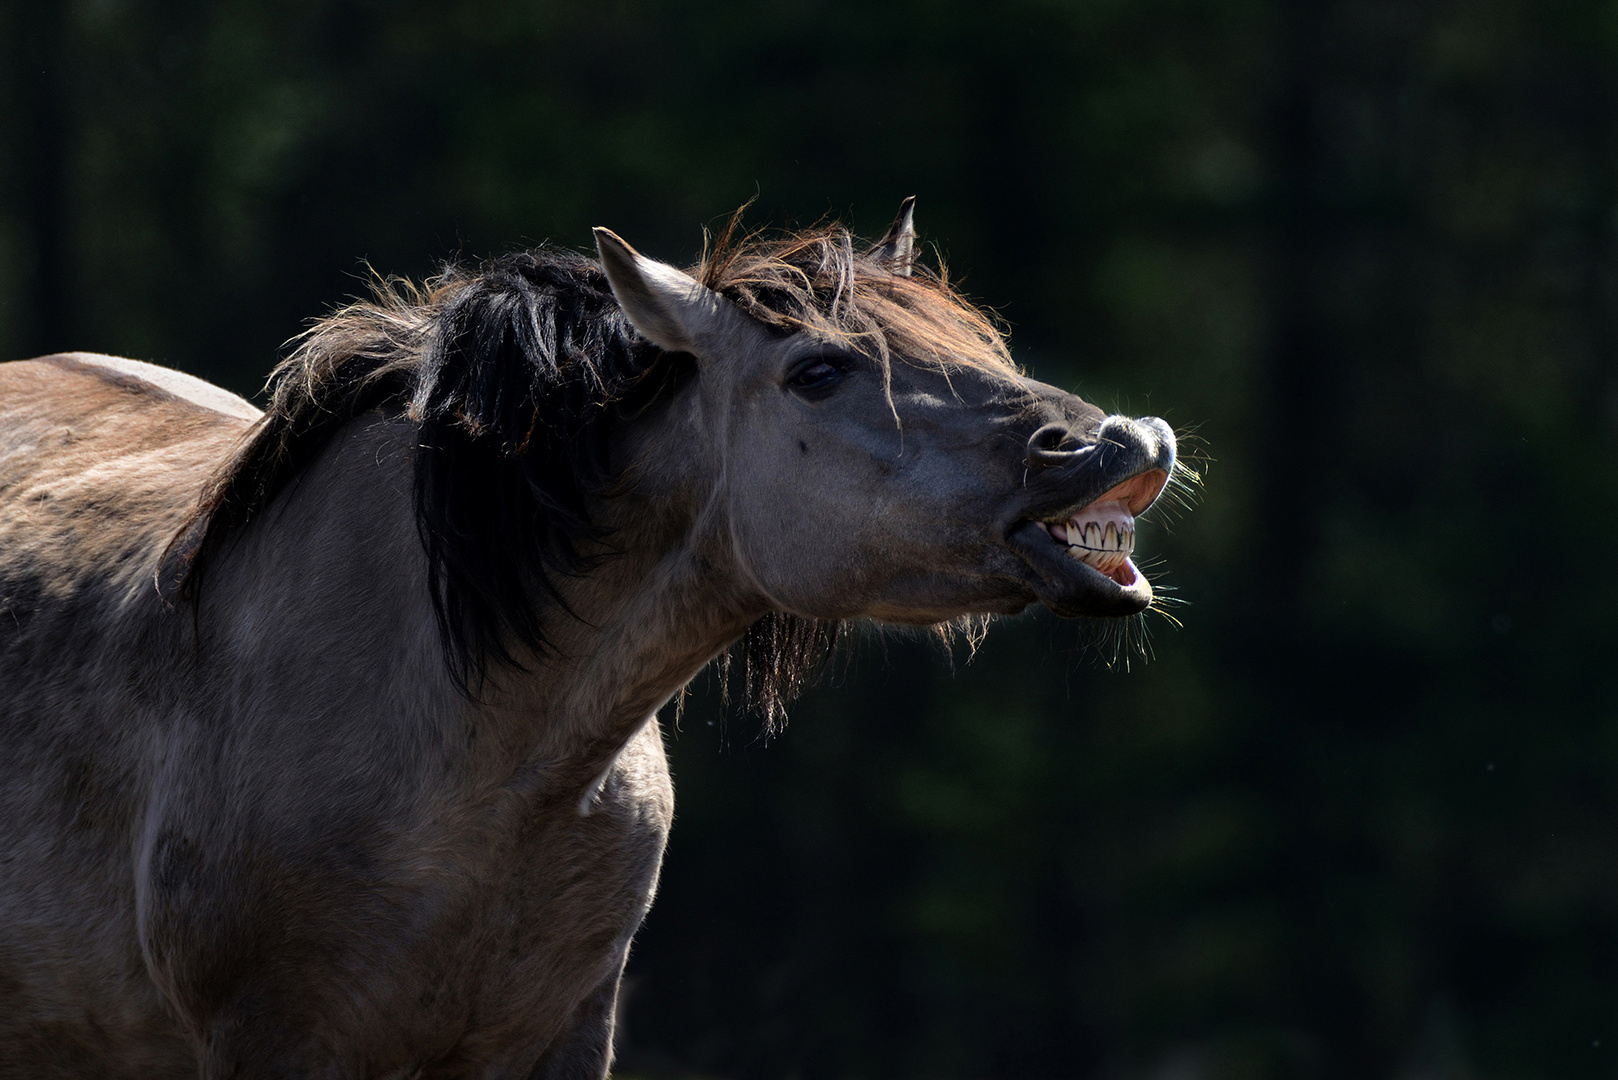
[
  {"xmin": 0, "ymin": 353, "xmax": 256, "ymax": 1078},
  {"xmin": 0, "ymin": 352, "xmax": 256, "ymax": 545},
  {"xmin": 0, "ymin": 351, "xmax": 261, "ymax": 692}
]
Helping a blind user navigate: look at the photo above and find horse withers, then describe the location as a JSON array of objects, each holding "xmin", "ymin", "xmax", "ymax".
[{"xmin": 0, "ymin": 202, "xmax": 1178, "ymax": 1078}]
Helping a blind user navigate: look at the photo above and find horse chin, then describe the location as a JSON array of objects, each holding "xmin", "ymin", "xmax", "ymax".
[
  {"xmin": 1002, "ymin": 520, "xmax": 1154, "ymax": 618},
  {"xmin": 857, "ymin": 578, "xmax": 1047, "ymax": 625}
]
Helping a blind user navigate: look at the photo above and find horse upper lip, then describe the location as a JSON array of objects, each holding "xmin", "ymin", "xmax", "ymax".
[{"xmin": 1014, "ymin": 462, "xmax": 1171, "ymax": 532}]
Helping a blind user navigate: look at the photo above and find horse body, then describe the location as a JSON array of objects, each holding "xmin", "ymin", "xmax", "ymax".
[
  {"xmin": 0, "ymin": 209, "xmax": 1181, "ymax": 1077},
  {"xmin": 0, "ymin": 356, "xmax": 679, "ymax": 1077}
]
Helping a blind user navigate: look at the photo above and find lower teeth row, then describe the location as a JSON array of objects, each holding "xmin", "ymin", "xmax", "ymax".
[{"xmin": 1070, "ymin": 547, "xmax": 1130, "ymax": 573}]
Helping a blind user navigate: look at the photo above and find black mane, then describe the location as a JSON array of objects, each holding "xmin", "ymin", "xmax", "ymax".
[
  {"xmin": 176, "ymin": 247, "xmax": 835, "ymax": 719},
  {"xmin": 174, "ymin": 199, "xmax": 1024, "ymax": 725},
  {"xmin": 410, "ymin": 250, "xmax": 664, "ymax": 685}
]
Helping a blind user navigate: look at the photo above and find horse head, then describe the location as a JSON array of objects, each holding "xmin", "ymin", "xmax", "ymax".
[{"xmin": 593, "ymin": 202, "xmax": 1179, "ymax": 631}]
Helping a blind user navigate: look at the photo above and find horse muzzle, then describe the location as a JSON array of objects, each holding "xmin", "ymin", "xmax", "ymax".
[{"xmin": 1001, "ymin": 415, "xmax": 1176, "ymax": 618}]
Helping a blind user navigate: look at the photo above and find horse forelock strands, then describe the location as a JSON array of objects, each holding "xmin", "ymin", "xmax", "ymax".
[
  {"xmin": 175, "ymin": 220, "xmax": 999, "ymax": 719},
  {"xmin": 698, "ymin": 215, "xmax": 1017, "ymax": 378}
]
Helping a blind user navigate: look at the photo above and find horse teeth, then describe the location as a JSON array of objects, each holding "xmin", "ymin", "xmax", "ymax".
[{"xmin": 1059, "ymin": 501, "xmax": 1139, "ymax": 566}]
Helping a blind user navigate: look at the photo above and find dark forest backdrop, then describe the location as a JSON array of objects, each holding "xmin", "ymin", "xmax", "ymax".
[{"xmin": 5, "ymin": 1, "xmax": 1618, "ymax": 1077}]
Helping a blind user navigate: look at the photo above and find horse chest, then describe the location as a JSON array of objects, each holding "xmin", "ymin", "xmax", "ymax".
[
  {"xmin": 480, "ymin": 736, "xmax": 673, "ymax": 989},
  {"xmin": 138, "ymin": 717, "xmax": 675, "ymax": 1077},
  {"xmin": 414, "ymin": 721, "xmax": 676, "ymax": 1067}
]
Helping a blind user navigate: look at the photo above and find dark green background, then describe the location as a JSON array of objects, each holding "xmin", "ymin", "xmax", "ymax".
[{"xmin": 5, "ymin": 1, "xmax": 1617, "ymax": 1076}]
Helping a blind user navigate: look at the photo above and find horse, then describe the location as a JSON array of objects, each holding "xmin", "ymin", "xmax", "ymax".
[{"xmin": 0, "ymin": 201, "xmax": 1177, "ymax": 1078}]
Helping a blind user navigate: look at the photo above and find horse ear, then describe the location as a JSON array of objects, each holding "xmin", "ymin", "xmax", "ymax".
[
  {"xmin": 868, "ymin": 196, "xmax": 917, "ymax": 276},
  {"xmin": 593, "ymin": 227, "xmax": 731, "ymax": 354}
]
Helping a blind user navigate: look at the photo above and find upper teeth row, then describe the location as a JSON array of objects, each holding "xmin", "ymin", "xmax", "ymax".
[{"xmin": 1065, "ymin": 519, "xmax": 1134, "ymax": 554}]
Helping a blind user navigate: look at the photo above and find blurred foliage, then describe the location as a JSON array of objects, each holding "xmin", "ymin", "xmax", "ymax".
[{"xmin": 5, "ymin": 0, "xmax": 1618, "ymax": 1076}]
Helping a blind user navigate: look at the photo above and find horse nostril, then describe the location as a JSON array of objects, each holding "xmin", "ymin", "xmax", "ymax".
[{"xmin": 1026, "ymin": 422, "xmax": 1085, "ymax": 470}]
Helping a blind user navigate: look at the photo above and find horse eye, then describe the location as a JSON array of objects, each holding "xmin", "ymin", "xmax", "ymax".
[{"xmin": 785, "ymin": 358, "xmax": 848, "ymax": 397}]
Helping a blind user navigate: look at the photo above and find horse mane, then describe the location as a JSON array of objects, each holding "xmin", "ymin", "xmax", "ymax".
[{"xmin": 172, "ymin": 218, "xmax": 1014, "ymax": 726}]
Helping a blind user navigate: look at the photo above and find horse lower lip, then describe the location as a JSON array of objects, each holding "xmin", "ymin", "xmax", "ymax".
[
  {"xmin": 1003, "ymin": 520, "xmax": 1152, "ymax": 617},
  {"xmin": 996, "ymin": 521, "xmax": 1152, "ymax": 615},
  {"xmin": 1067, "ymin": 547, "xmax": 1138, "ymax": 586}
]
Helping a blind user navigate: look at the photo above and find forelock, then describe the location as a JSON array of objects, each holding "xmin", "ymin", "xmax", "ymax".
[{"xmin": 697, "ymin": 220, "xmax": 1018, "ymax": 376}]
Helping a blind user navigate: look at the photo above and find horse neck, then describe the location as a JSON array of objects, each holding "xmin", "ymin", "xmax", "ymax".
[
  {"xmin": 265, "ymin": 412, "xmax": 759, "ymax": 787},
  {"xmin": 495, "ymin": 500, "xmax": 762, "ymax": 783},
  {"xmin": 206, "ymin": 409, "xmax": 758, "ymax": 794}
]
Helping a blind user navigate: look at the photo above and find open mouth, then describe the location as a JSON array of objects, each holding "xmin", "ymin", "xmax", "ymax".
[
  {"xmin": 1042, "ymin": 501, "xmax": 1139, "ymax": 586},
  {"xmin": 1005, "ymin": 468, "xmax": 1168, "ymax": 618},
  {"xmin": 1039, "ymin": 468, "xmax": 1166, "ymax": 589},
  {"xmin": 1034, "ymin": 468, "xmax": 1166, "ymax": 589}
]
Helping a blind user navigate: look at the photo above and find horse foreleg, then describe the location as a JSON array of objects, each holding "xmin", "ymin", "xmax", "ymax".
[
  {"xmin": 196, "ymin": 1016, "xmax": 359, "ymax": 1080},
  {"xmin": 524, "ymin": 971, "xmax": 624, "ymax": 1080}
]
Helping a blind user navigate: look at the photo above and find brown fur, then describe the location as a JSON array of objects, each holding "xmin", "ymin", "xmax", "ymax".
[{"xmin": 698, "ymin": 217, "xmax": 1016, "ymax": 371}]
